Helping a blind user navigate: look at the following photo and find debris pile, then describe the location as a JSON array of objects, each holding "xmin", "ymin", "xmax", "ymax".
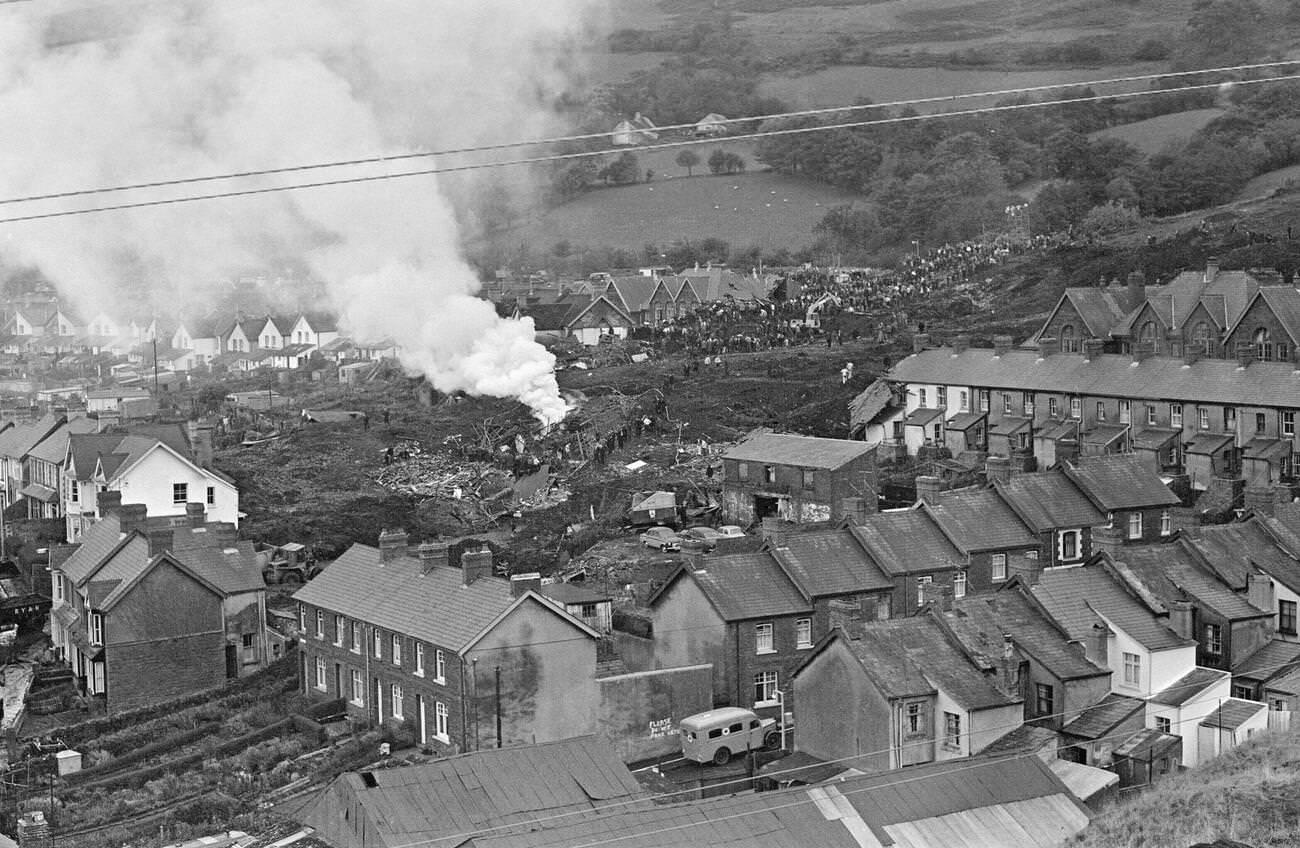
[{"xmin": 374, "ymin": 455, "xmax": 507, "ymax": 499}]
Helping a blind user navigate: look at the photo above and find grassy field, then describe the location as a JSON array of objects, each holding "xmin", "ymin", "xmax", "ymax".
[
  {"xmin": 1089, "ymin": 108, "xmax": 1225, "ymax": 156},
  {"xmin": 510, "ymin": 168, "xmax": 865, "ymax": 252},
  {"xmin": 1239, "ymin": 164, "xmax": 1300, "ymax": 201}
]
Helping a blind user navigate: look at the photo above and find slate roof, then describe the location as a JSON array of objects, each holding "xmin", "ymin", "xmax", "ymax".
[
  {"xmin": 904, "ymin": 407, "xmax": 943, "ymax": 426},
  {"xmin": 1232, "ymin": 638, "xmax": 1300, "ymax": 681},
  {"xmin": 921, "ymin": 488, "xmax": 1038, "ymax": 553},
  {"xmin": 66, "ymin": 426, "xmax": 195, "ymax": 484},
  {"xmin": 1187, "ymin": 518, "xmax": 1300, "ymax": 591},
  {"xmin": 0, "ymin": 414, "xmax": 62, "ymax": 460},
  {"xmin": 938, "ymin": 592, "xmax": 1107, "ymax": 682},
  {"xmin": 1031, "ymin": 564, "xmax": 1193, "ymax": 652},
  {"xmin": 677, "ymin": 552, "xmax": 811, "ymax": 621},
  {"xmin": 1113, "ymin": 728, "xmax": 1180, "ymax": 760},
  {"xmin": 888, "ymin": 346, "xmax": 1300, "ymax": 409},
  {"xmin": 848, "ymin": 379, "xmax": 894, "ymax": 426},
  {"xmin": 294, "ymin": 543, "xmax": 588, "ymax": 651},
  {"xmin": 539, "ymin": 582, "xmax": 608, "ymax": 605},
  {"xmin": 825, "ymin": 623, "xmax": 934, "ymax": 700},
  {"xmin": 1114, "ymin": 543, "xmax": 1271, "ymax": 621},
  {"xmin": 1129, "ymin": 427, "xmax": 1181, "ymax": 451},
  {"xmin": 305, "ymin": 736, "xmax": 644, "ymax": 848},
  {"xmin": 1226, "ymin": 286, "xmax": 1300, "ymax": 345},
  {"xmin": 57, "ymin": 515, "xmax": 125, "ymax": 586},
  {"xmin": 1261, "ymin": 664, "xmax": 1300, "ymax": 696},
  {"xmin": 605, "ymin": 276, "xmax": 660, "ymax": 314},
  {"xmin": 1059, "ymin": 287, "xmax": 1130, "ymax": 338},
  {"xmin": 28, "ymin": 417, "xmax": 99, "ymax": 466},
  {"xmin": 945, "ymin": 411, "xmax": 985, "ymax": 430},
  {"xmin": 722, "ymin": 432, "xmax": 874, "ymax": 469},
  {"xmin": 769, "ymin": 529, "xmax": 893, "ymax": 597},
  {"xmin": 473, "ymin": 753, "xmax": 1088, "ymax": 848},
  {"xmin": 170, "ymin": 540, "xmax": 265, "ymax": 595},
  {"xmin": 516, "ymin": 302, "xmax": 578, "ymax": 332},
  {"xmin": 1059, "ymin": 692, "xmax": 1145, "ymax": 740},
  {"xmin": 995, "ymin": 470, "xmax": 1106, "ymax": 532},
  {"xmin": 1064, "ymin": 454, "xmax": 1180, "ymax": 511},
  {"xmin": 1201, "ymin": 698, "xmax": 1266, "ymax": 730},
  {"xmin": 1150, "ymin": 667, "xmax": 1229, "ymax": 707},
  {"xmin": 1186, "ymin": 432, "xmax": 1234, "ymax": 455},
  {"xmin": 850, "ymin": 510, "xmax": 963, "ymax": 576}
]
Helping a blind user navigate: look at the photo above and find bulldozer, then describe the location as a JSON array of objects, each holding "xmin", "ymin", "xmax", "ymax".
[{"xmin": 258, "ymin": 542, "xmax": 323, "ymax": 585}]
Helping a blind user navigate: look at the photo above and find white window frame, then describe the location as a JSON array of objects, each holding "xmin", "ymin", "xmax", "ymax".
[
  {"xmin": 1049, "ymin": 397, "xmax": 1059, "ymax": 417},
  {"xmin": 1058, "ymin": 529, "xmax": 1080, "ymax": 562},
  {"xmin": 917, "ymin": 575, "xmax": 933, "ymax": 605},
  {"xmin": 1096, "ymin": 401, "xmax": 1106, "ymax": 422},
  {"xmin": 1198, "ymin": 407, "xmax": 1210, "ymax": 430},
  {"xmin": 435, "ymin": 649, "xmax": 447, "ymax": 683},
  {"xmin": 978, "ymin": 389, "xmax": 989, "ymax": 413},
  {"xmin": 53, "ymin": 574, "xmax": 63, "ymax": 603},
  {"xmin": 334, "ymin": 615, "xmax": 344, "ymax": 647},
  {"xmin": 1128, "ymin": 511, "xmax": 1143, "ymax": 540},
  {"xmin": 1285, "ymin": 411, "xmax": 1296, "ymax": 438},
  {"xmin": 936, "ymin": 386, "xmax": 947, "ymax": 408},
  {"xmin": 954, "ymin": 570, "xmax": 967, "ymax": 599},
  {"xmin": 373, "ymin": 626, "xmax": 383, "ymax": 658},
  {"xmin": 1123, "ymin": 652, "xmax": 1141, "ymax": 686},
  {"xmin": 1119, "ymin": 399, "xmax": 1131, "ymax": 424},
  {"xmin": 1204, "ymin": 623, "xmax": 1223, "ymax": 656},
  {"xmin": 298, "ymin": 604, "xmax": 307, "ymax": 632},
  {"xmin": 89, "ymin": 612, "xmax": 103, "ymax": 646},
  {"xmin": 435, "ymin": 701, "xmax": 450, "ymax": 742},
  {"xmin": 415, "ymin": 643, "xmax": 426, "ymax": 677},
  {"xmin": 755, "ymin": 622, "xmax": 775, "ymax": 654},
  {"xmin": 1002, "ymin": 393, "xmax": 1012, "ymax": 415},
  {"xmin": 315, "ymin": 609, "xmax": 324, "ymax": 639},
  {"xmin": 351, "ymin": 622, "xmax": 362, "ymax": 654},
  {"xmin": 315, "ymin": 656, "xmax": 327, "ymax": 691},
  {"xmin": 392, "ymin": 634, "xmax": 402, "ymax": 666},
  {"xmin": 943, "ymin": 711, "xmax": 961, "ymax": 750},
  {"xmin": 796, "ymin": 618, "xmax": 812, "ymax": 649},
  {"xmin": 1146, "ymin": 405, "xmax": 1156, "ymax": 426},
  {"xmin": 753, "ymin": 670, "xmax": 779, "ymax": 707},
  {"xmin": 991, "ymin": 554, "xmax": 1008, "ymax": 581},
  {"xmin": 959, "ymin": 391, "xmax": 968, "ymax": 412},
  {"xmin": 391, "ymin": 684, "xmax": 403, "ymax": 718},
  {"xmin": 172, "ymin": 482, "xmax": 188, "ymax": 505},
  {"xmin": 1170, "ymin": 404, "xmax": 1183, "ymax": 428},
  {"xmin": 919, "ymin": 388, "xmax": 928, "ymax": 408},
  {"xmin": 351, "ymin": 669, "xmax": 365, "ymax": 706},
  {"xmin": 1160, "ymin": 510, "xmax": 1172, "ymax": 536},
  {"xmin": 1069, "ymin": 396, "xmax": 1081, "ymax": 419}
]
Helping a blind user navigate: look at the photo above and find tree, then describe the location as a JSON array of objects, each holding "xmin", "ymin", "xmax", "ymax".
[
  {"xmin": 707, "ymin": 148, "xmax": 729, "ymax": 175},
  {"xmin": 675, "ymin": 149, "xmax": 701, "ymax": 176},
  {"xmin": 599, "ymin": 151, "xmax": 640, "ymax": 186},
  {"xmin": 1079, "ymin": 201, "xmax": 1144, "ymax": 237},
  {"xmin": 813, "ymin": 205, "xmax": 879, "ymax": 258}
]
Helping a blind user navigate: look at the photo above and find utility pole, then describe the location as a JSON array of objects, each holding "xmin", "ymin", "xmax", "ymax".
[
  {"xmin": 494, "ymin": 666, "xmax": 503, "ymax": 748},
  {"xmin": 151, "ymin": 338, "xmax": 159, "ymax": 395}
]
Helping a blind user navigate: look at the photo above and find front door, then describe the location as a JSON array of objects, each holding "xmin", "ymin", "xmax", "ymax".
[
  {"xmin": 334, "ymin": 663, "xmax": 343, "ymax": 699},
  {"xmin": 418, "ymin": 695, "xmax": 427, "ymax": 745}
]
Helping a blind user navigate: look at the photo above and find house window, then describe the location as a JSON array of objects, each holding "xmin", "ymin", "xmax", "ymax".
[
  {"xmin": 1199, "ymin": 407, "xmax": 1210, "ymax": 430},
  {"xmin": 796, "ymin": 618, "xmax": 812, "ymax": 649},
  {"xmin": 764, "ymin": 466, "xmax": 776, "ymax": 484},
  {"xmin": 1225, "ymin": 407, "xmax": 1237, "ymax": 431},
  {"xmin": 1060, "ymin": 325, "xmax": 1076, "ymax": 352},
  {"xmin": 992, "ymin": 554, "xmax": 1008, "ymax": 581},
  {"xmin": 877, "ymin": 595, "xmax": 891, "ymax": 621},
  {"xmin": 53, "ymin": 575, "xmax": 63, "ymax": 603},
  {"xmin": 241, "ymin": 632, "xmax": 255, "ymax": 661},
  {"xmin": 978, "ymin": 389, "xmax": 989, "ymax": 412},
  {"xmin": 917, "ymin": 575, "xmax": 933, "ymax": 605},
  {"xmin": 1096, "ymin": 401, "xmax": 1106, "ymax": 422},
  {"xmin": 754, "ymin": 671, "xmax": 778, "ymax": 706},
  {"xmin": 906, "ymin": 702, "xmax": 923, "ymax": 734},
  {"xmin": 953, "ymin": 570, "xmax": 967, "ymax": 599},
  {"xmin": 373, "ymin": 627, "xmax": 383, "ymax": 658},
  {"xmin": 1119, "ymin": 399, "xmax": 1131, "ymax": 424},
  {"xmin": 391, "ymin": 684, "xmax": 403, "ymax": 718},
  {"xmin": 1285, "ymin": 412, "xmax": 1296, "ymax": 438},
  {"xmin": 435, "ymin": 649, "xmax": 447, "ymax": 683},
  {"xmin": 755, "ymin": 622, "xmax": 774, "ymax": 654},
  {"xmin": 1035, "ymin": 683, "xmax": 1054, "ymax": 717},
  {"xmin": 1049, "ymin": 397, "xmax": 1059, "ymax": 417},
  {"xmin": 1023, "ymin": 394, "xmax": 1034, "ymax": 416},
  {"xmin": 1170, "ymin": 404, "xmax": 1183, "ymax": 428},
  {"xmin": 351, "ymin": 622, "xmax": 361, "ymax": 653},
  {"xmin": 1002, "ymin": 393, "xmax": 1012, "ymax": 415},
  {"xmin": 1155, "ymin": 716, "xmax": 1171, "ymax": 734},
  {"xmin": 392, "ymin": 634, "xmax": 402, "ymax": 666},
  {"xmin": 937, "ymin": 387, "xmax": 947, "ymax": 408},
  {"xmin": 943, "ymin": 712, "xmax": 961, "ymax": 749},
  {"xmin": 1280, "ymin": 600, "xmax": 1298, "ymax": 635},
  {"xmin": 1070, "ymin": 396, "xmax": 1081, "ymax": 419},
  {"xmin": 1128, "ymin": 512, "xmax": 1143, "ymax": 540},
  {"xmin": 1123, "ymin": 652, "xmax": 1141, "ymax": 686},
  {"xmin": 415, "ymin": 643, "xmax": 425, "ymax": 676},
  {"xmin": 802, "ymin": 468, "xmax": 816, "ymax": 490},
  {"xmin": 959, "ymin": 391, "xmax": 968, "ymax": 412},
  {"xmin": 1204, "ymin": 623, "xmax": 1223, "ymax": 656},
  {"xmin": 69, "ymin": 480, "xmax": 79, "ymax": 503},
  {"xmin": 89, "ymin": 612, "xmax": 103, "ymax": 646},
  {"xmin": 172, "ymin": 482, "xmax": 188, "ymax": 504},
  {"xmin": 1160, "ymin": 510, "xmax": 1172, "ymax": 536},
  {"xmin": 351, "ymin": 669, "xmax": 365, "ymax": 706},
  {"xmin": 435, "ymin": 701, "xmax": 450, "ymax": 741},
  {"xmin": 206, "ymin": 486, "xmax": 216, "ymax": 506},
  {"xmin": 1146, "ymin": 405, "xmax": 1156, "ymax": 426},
  {"xmin": 1231, "ymin": 685, "xmax": 1253, "ymax": 700},
  {"xmin": 1271, "ymin": 697, "xmax": 1288, "ymax": 711},
  {"xmin": 334, "ymin": 615, "xmax": 344, "ymax": 646},
  {"xmin": 737, "ymin": 462, "xmax": 749, "ymax": 481},
  {"xmin": 315, "ymin": 656, "xmax": 326, "ymax": 690},
  {"xmin": 315, "ymin": 610, "xmax": 324, "ymax": 639},
  {"xmin": 1059, "ymin": 530, "xmax": 1080, "ymax": 561},
  {"xmin": 1257, "ymin": 412, "xmax": 1267, "ymax": 435},
  {"xmin": 298, "ymin": 604, "xmax": 306, "ymax": 632}
]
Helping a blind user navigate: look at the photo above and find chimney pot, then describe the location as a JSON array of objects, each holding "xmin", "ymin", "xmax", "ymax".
[
  {"xmin": 185, "ymin": 502, "xmax": 205, "ymax": 527},
  {"xmin": 915, "ymin": 475, "xmax": 943, "ymax": 504},
  {"xmin": 951, "ymin": 335, "xmax": 970, "ymax": 354},
  {"xmin": 1204, "ymin": 257, "xmax": 1219, "ymax": 282},
  {"xmin": 1236, "ymin": 341, "xmax": 1256, "ymax": 369},
  {"xmin": 1168, "ymin": 599, "xmax": 1195, "ymax": 641},
  {"xmin": 912, "ymin": 333, "xmax": 931, "ymax": 353},
  {"xmin": 462, "ymin": 548, "xmax": 494, "ymax": 585},
  {"xmin": 377, "ymin": 528, "xmax": 409, "ymax": 563},
  {"xmin": 1247, "ymin": 572, "xmax": 1276, "ymax": 613},
  {"xmin": 1126, "ymin": 270, "xmax": 1145, "ymax": 314},
  {"xmin": 1037, "ymin": 336, "xmax": 1060, "ymax": 358},
  {"xmin": 985, "ymin": 456, "xmax": 1011, "ymax": 485},
  {"xmin": 993, "ymin": 335, "xmax": 1013, "ymax": 357},
  {"xmin": 510, "ymin": 572, "xmax": 543, "ymax": 598},
  {"xmin": 418, "ymin": 541, "xmax": 449, "ymax": 574},
  {"xmin": 1083, "ymin": 338, "xmax": 1105, "ymax": 361},
  {"xmin": 1132, "ymin": 341, "xmax": 1155, "ymax": 363}
]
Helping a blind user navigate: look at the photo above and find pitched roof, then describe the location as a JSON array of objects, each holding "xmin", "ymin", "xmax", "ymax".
[
  {"xmin": 995, "ymin": 470, "xmax": 1106, "ymax": 532},
  {"xmin": 768, "ymin": 528, "xmax": 893, "ymax": 597},
  {"xmin": 1201, "ymin": 698, "xmax": 1266, "ymax": 730},
  {"xmin": 28, "ymin": 416, "xmax": 98, "ymax": 465},
  {"xmin": 305, "ymin": 736, "xmax": 643, "ymax": 848},
  {"xmin": 1225, "ymin": 285, "xmax": 1300, "ymax": 346},
  {"xmin": 170, "ymin": 539, "xmax": 265, "ymax": 595},
  {"xmin": 888, "ymin": 345, "xmax": 1300, "ymax": 410},
  {"xmin": 517, "ymin": 302, "xmax": 580, "ymax": 332},
  {"xmin": 1051, "ymin": 287, "xmax": 1130, "ymax": 338},
  {"xmin": 1233, "ymin": 638, "xmax": 1300, "ymax": 682},
  {"xmin": 1064, "ymin": 454, "xmax": 1180, "ymax": 511},
  {"xmin": 1150, "ymin": 667, "xmax": 1229, "ymax": 706},
  {"xmin": 920, "ymin": 488, "xmax": 1038, "ymax": 553},
  {"xmin": 722, "ymin": 432, "xmax": 874, "ymax": 469},
  {"xmin": 938, "ymin": 591, "xmax": 1107, "ymax": 682},
  {"xmin": 0, "ymin": 414, "xmax": 63, "ymax": 460},
  {"xmin": 827, "ymin": 622, "xmax": 935, "ymax": 700},
  {"xmin": 1188, "ymin": 518, "xmax": 1300, "ymax": 591},
  {"xmin": 294, "ymin": 543, "xmax": 592, "ymax": 651},
  {"xmin": 57, "ymin": 514, "xmax": 126, "ymax": 586},
  {"xmin": 1031, "ymin": 564, "xmax": 1193, "ymax": 652},
  {"xmin": 674, "ymin": 552, "xmax": 812, "ymax": 621},
  {"xmin": 1113, "ymin": 543, "xmax": 1271, "ymax": 621},
  {"xmin": 1060, "ymin": 692, "xmax": 1145, "ymax": 739},
  {"xmin": 604, "ymin": 276, "xmax": 660, "ymax": 314},
  {"xmin": 849, "ymin": 510, "xmax": 963, "ymax": 576}
]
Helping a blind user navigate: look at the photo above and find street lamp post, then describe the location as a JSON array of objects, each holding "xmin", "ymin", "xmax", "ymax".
[{"xmin": 775, "ymin": 690, "xmax": 787, "ymax": 752}]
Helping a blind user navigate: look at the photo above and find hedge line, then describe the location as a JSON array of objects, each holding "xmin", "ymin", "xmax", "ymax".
[{"xmin": 64, "ymin": 722, "xmax": 222, "ymax": 784}]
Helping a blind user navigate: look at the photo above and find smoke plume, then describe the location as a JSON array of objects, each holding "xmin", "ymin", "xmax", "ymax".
[{"xmin": 0, "ymin": 0, "xmax": 596, "ymax": 423}]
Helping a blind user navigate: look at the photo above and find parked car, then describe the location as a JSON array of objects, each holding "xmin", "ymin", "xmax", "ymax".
[
  {"xmin": 679, "ymin": 527, "xmax": 725, "ymax": 551},
  {"xmin": 679, "ymin": 707, "xmax": 780, "ymax": 765},
  {"xmin": 716, "ymin": 525, "xmax": 746, "ymax": 538},
  {"xmin": 640, "ymin": 527, "xmax": 682, "ymax": 551}
]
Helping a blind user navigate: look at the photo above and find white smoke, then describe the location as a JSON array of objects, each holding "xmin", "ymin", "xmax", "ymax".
[{"xmin": 0, "ymin": 0, "xmax": 596, "ymax": 424}]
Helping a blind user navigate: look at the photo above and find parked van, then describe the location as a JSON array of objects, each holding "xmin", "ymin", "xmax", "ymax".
[{"xmin": 679, "ymin": 707, "xmax": 779, "ymax": 765}]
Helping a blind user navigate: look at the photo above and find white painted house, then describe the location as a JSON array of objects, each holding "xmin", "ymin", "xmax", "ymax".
[
  {"xmin": 1147, "ymin": 668, "xmax": 1231, "ymax": 767},
  {"xmin": 171, "ymin": 320, "xmax": 222, "ymax": 367},
  {"xmin": 257, "ymin": 316, "xmax": 295, "ymax": 351},
  {"xmin": 289, "ymin": 313, "xmax": 339, "ymax": 348}
]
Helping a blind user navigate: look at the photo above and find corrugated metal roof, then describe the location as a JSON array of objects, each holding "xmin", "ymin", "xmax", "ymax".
[
  {"xmin": 769, "ymin": 529, "xmax": 893, "ymax": 597},
  {"xmin": 1201, "ymin": 698, "xmax": 1266, "ymax": 730},
  {"xmin": 1032, "ymin": 564, "xmax": 1192, "ymax": 652},
  {"xmin": 995, "ymin": 470, "xmax": 1106, "ymax": 532},
  {"xmin": 888, "ymin": 345, "xmax": 1300, "ymax": 409},
  {"xmin": 850, "ymin": 510, "xmax": 963, "ymax": 576},
  {"xmin": 722, "ymin": 432, "xmax": 874, "ymax": 469},
  {"xmin": 1064, "ymin": 454, "xmax": 1180, "ymax": 511},
  {"xmin": 921, "ymin": 488, "xmax": 1038, "ymax": 554},
  {"xmin": 685, "ymin": 552, "xmax": 812, "ymax": 621},
  {"xmin": 1150, "ymin": 667, "xmax": 1229, "ymax": 706},
  {"xmin": 1060, "ymin": 692, "xmax": 1145, "ymax": 739}
]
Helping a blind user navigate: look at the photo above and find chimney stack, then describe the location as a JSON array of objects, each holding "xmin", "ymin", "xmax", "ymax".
[
  {"xmin": 418, "ymin": 541, "xmax": 449, "ymax": 575},
  {"xmin": 915, "ymin": 475, "xmax": 943, "ymax": 504},
  {"xmin": 993, "ymin": 335, "xmax": 1013, "ymax": 357},
  {"xmin": 1204, "ymin": 257, "xmax": 1219, "ymax": 282},
  {"xmin": 1090, "ymin": 622, "xmax": 1110, "ymax": 668},
  {"xmin": 951, "ymin": 334, "xmax": 970, "ymax": 354},
  {"xmin": 187, "ymin": 420, "xmax": 214, "ymax": 469},
  {"xmin": 985, "ymin": 455, "xmax": 1012, "ymax": 486},
  {"xmin": 1236, "ymin": 341, "xmax": 1256, "ymax": 369},
  {"xmin": 760, "ymin": 516, "xmax": 785, "ymax": 547},
  {"xmin": 462, "ymin": 547, "xmax": 494, "ymax": 586},
  {"xmin": 1183, "ymin": 344, "xmax": 1200, "ymax": 366},
  {"xmin": 912, "ymin": 333, "xmax": 931, "ymax": 353},
  {"xmin": 98, "ymin": 489, "xmax": 123, "ymax": 517},
  {"xmin": 117, "ymin": 502, "xmax": 149, "ymax": 538},
  {"xmin": 1092, "ymin": 524, "xmax": 1124, "ymax": 559},
  {"xmin": 1126, "ymin": 270, "xmax": 1145, "ymax": 314},
  {"xmin": 1037, "ymin": 337, "xmax": 1060, "ymax": 358},
  {"xmin": 1168, "ymin": 599, "xmax": 1195, "ymax": 641},
  {"xmin": 839, "ymin": 496, "xmax": 872, "ymax": 525},
  {"xmin": 377, "ymin": 528, "xmax": 409, "ymax": 563},
  {"xmin": 185, "ymin": 502, "xmax": 205, "ymax": 527},
  {"xmin": 1132, "ymin": 341, "xmax": 1155, "ymax": 363},
  {"xmin": 1247, "ymin": 572, "xmax": 1275, "ymax": 613},
  {"xmin": 1083, "ymin": 338, "xmax": 1105, "ymax": 361},
  {"xmin": 510, "ymin": 572, "xmax": 543, "ymax": 598}
]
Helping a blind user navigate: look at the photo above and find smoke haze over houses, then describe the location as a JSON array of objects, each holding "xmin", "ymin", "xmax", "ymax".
[{"xmin": 0, "ymin": 0, "xmax": 596, "ymax": 423}]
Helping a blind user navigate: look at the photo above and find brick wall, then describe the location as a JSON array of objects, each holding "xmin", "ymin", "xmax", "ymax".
[{"xmin": 108, "ymin": 632, "xmax": 227, "ymax": 713}]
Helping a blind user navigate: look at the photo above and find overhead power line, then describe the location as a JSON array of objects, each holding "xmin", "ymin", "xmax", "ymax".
[
  {"xmin": 1, "ymin": 58, "xmax": 1297, "ymax": 209},
  {"xmin": 3, "ymin": 70, "xmax": 1298, "ymax": 226}
]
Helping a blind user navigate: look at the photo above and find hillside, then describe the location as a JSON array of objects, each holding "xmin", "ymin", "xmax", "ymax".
[{"xmin": 1068, "ymin": 726, "xmax": 1300, "ymax": 848}]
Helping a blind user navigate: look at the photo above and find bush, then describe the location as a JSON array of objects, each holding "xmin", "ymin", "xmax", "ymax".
[{"xmin": 1133, "ymin": 39, "xmax": 1170, "ymax": 61}]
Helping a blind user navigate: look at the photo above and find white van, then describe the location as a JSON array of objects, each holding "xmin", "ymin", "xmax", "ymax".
[{"xmin": 679, "ymin": 707, "xmax": 779, "ymax": 765}]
